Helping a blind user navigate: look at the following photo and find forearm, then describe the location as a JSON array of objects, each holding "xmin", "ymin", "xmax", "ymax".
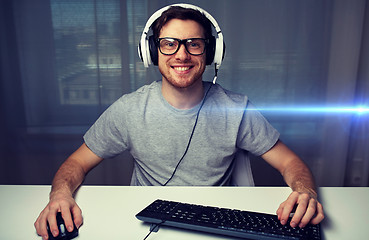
[
  {"xmin": 36, "ymin": 143, "xmax": 101, "ymax": 239},
  {"xmin": 262, "ymin": 140, "xmax": 324, "ymax": 226},
  {"xmin": 282, "ymin": 159, "xmax": 317, "ymax": 199},
  {"xmin": 50, "ymin": 157, "xmax": 86, "ymax": 200},
  {"xmin": 277, "ymin": 158, "xmax": 325, "ymax": 227},
  {"xmin": 262, "ymin": 140, "xmax": 318, "ymax": 198}
]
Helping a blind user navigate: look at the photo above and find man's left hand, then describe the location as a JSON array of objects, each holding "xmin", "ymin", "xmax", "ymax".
[{"xmin": 276, "ymin": 191, "xmax": 324, "ymax": 228}]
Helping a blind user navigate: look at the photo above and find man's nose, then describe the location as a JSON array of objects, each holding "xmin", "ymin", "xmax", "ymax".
[{"xmin": 175, "ymin": 44, "xmax": 190, "ymax": 60}]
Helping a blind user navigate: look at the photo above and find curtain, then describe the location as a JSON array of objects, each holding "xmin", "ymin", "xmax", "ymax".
[{"xmin": 0, "ymin": 0, "xmax": 368, "ymax": 186}]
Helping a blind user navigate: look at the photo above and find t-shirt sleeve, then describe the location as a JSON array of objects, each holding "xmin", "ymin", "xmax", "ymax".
[
  {"xmin": 236, "ymin": 101, "xmax": 280, "ymax": 156},
  {"xmin": 83, "ymin": 100, "xmax": 128, "ymax": 159}
]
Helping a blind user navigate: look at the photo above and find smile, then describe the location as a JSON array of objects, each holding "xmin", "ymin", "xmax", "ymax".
[{"xmin": 172, "ymin": 66, "xmax": 192, "ymax": 72}]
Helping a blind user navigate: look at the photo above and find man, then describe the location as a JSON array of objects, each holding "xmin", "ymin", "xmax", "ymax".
[{"xmin": 35, "ymin": 5, "xmax": 324, "ymax": 240}]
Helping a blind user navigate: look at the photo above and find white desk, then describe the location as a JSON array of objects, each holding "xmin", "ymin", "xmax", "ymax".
[{"xmin": 0, "ymin": 185, "xmax": 368, "ymax": 240}]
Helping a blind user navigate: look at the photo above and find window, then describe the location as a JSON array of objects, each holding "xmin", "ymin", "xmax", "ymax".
[{"xmin": 18, "ymin": 0, "xmax": 150, "ymax": 134}]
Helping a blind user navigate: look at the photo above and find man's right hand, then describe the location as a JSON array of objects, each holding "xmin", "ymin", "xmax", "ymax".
[{"xmin": 34, "ymin": 193, "xmax": 83, "ymax": 240}]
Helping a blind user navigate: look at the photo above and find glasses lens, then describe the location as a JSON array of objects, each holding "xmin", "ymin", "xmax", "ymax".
[
  {"xmin": 158, "ymin": 38, "xmax": 206, "ymax": 55},
  {"xmin": 159, "ymin": 38, "xmax": 179, "ymax": 55},
  {"xmin": 185, "ymin": 39, "xmax": 206, "ymax": 55}
]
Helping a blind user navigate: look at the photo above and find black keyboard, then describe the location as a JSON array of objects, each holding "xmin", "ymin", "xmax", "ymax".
[{"xmin": 136, "ymin": 199, "xmax": 321, "ymax": 240}]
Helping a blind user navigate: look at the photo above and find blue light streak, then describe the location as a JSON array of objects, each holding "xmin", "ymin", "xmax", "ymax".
[{"xmin": 256, "ymin": 106, "xmax": 369, "ymax": 114}]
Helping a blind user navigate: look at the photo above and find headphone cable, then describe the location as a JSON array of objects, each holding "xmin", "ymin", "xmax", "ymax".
[{"xmin": 162, "ymin": 82, "xmax": 214, "ymax": 186}]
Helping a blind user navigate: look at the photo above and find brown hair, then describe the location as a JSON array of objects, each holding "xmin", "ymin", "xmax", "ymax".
[{"xmin": 152, "ymin": 6, "xmax": 213, "ymax": 40}]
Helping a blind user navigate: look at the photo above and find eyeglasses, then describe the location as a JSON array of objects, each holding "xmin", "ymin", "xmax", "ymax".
[{"xmin": 157, "ymin": 38, "xmax": 208, "ymax": 56}]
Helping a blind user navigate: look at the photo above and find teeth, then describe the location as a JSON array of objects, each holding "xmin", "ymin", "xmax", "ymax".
[{"xmin": 173, "ymin": 66, "xmax": 190, "ymax": 71}]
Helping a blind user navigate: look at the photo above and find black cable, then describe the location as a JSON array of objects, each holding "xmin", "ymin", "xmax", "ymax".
[
  {"xmin": 143, "ymin": 221, "xmax": 165, "ymax": 240},
  {"xmin": 162, "ymin": 82, "xmax": 214, "ymax": 186}
]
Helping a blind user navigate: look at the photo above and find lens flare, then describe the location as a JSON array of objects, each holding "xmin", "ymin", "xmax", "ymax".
[{"xmin": 255, "ymin": 106, "xmax": 369, "ymax": 114}]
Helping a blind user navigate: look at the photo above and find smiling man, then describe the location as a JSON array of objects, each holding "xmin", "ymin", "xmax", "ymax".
[{"xmin": 35, "ymin": 5, "xmax": 324, "ymax": 240}]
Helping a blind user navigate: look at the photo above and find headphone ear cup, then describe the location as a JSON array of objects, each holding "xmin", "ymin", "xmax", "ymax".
[
  {"xmin": 148, "ymin": 36, "xmax": 158, "ymax": 66},
  {"xmin": 206, "ymin": 36, "xmax": 216, "ymax": 65}
]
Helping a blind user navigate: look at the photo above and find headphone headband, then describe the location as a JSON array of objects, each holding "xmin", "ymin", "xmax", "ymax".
[{"xmin": 138, "ymin": 3, "xmax": 224, "ymax": 69}]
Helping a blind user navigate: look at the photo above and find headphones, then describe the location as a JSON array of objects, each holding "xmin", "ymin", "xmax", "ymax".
[{"xmin": 138, "ymin": 3, "xmax": 225, "ymax": 70}]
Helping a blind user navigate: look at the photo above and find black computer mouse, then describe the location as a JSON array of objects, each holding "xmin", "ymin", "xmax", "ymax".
[{"xmin": 47, "ymin": 212, "xmax": 79, "ymax": 240}]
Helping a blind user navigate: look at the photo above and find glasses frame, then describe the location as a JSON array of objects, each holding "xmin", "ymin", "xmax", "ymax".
[{"xmin": 157, "ymin": 37, "xmax": 209, "ymax": 56}]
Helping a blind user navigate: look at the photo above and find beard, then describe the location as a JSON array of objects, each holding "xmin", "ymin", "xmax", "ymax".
[{"xmin": 158, "ymin": 62, "xmax": 205, "ymax": 89}]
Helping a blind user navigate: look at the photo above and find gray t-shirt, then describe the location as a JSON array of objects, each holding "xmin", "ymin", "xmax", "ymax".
[{"xmin": 84, "ymin": 81, "xmax": 280, "ymax": 186}]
